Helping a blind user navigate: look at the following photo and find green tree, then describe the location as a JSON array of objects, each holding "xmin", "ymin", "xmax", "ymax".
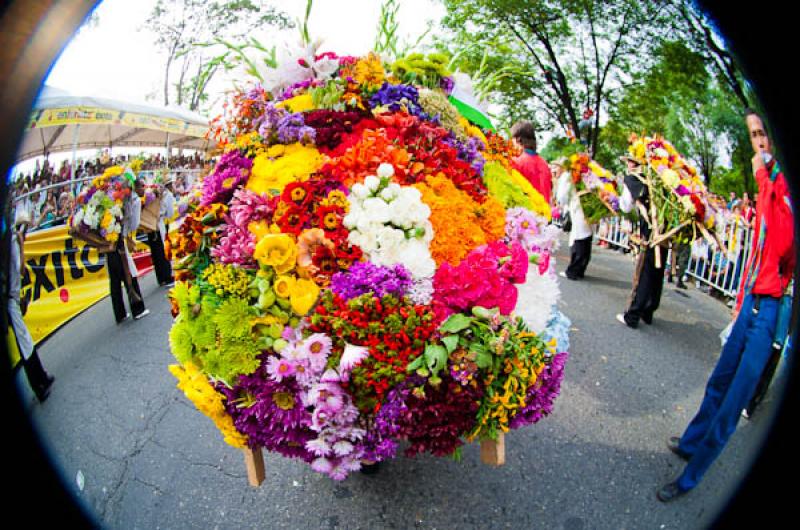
[
  {"xmin": 439, "ymin": 0, "xmax": 664, "ymax": 157},
  {"xmin": 144, "ymin": 0, "xmax": 292, "ymax": 111}
]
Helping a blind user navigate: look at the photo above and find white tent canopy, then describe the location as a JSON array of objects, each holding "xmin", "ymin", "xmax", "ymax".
[{"xmin": 15, "ymin": 85, "xmax": 216, "ymax": 163}]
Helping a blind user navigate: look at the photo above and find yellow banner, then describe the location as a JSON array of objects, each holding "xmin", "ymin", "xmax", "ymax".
[
  {"xmin": 20, "ymin": 225, "xmax": 109, "ymax": 345},
  {"xmin": 27, "ymin": 106, "xmax": 209, "ymax": 138}
]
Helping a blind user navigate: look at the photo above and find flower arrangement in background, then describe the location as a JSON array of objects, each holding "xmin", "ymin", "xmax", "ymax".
[
  {"xmin": 566, "ymin": 153, "xmax": 620, "ymax": 224},
  {"xmin": 627, "ymin": 134, "xmax": 718, "ymax": 247},
  {"xmin": 69, "ymin": 165, "xmax": 130, "ymax": 245},
  {"xmin": 168, "ymin": 44, "xmax": 569, "ymax": 481}
]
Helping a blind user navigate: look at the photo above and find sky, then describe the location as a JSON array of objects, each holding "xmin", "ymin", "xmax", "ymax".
[{"xmin": 45, "ymin": 0, "xmax": 447, "ymax": 105}]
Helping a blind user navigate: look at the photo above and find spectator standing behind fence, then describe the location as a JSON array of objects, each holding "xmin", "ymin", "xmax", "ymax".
[
  {"xmin": 616, "ymin": 156, "xmax": 666, "ymax": 329},
  {"xmin": 554, "ymin": 158, "xmax": 593, "ymax": 280},
  {"xmin": 656, "ymin": 109, "xmax": 795, "ymax": 502},
  {"xmin": 510, "ymin": 121, "xmax": 553, "ymax": 204}
]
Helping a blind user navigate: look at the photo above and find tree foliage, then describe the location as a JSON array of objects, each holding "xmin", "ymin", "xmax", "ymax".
[
  {"xmin": 144, "ymin": 0, "xmax": 293, "ymax": 111},
  {"xmin": 439, "ymin": 0, "xmax": 665, "ymax": 157}
]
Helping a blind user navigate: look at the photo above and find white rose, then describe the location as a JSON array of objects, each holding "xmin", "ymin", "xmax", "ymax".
[
  {"xmin": 376, "ymin": 226, "xmax": 405, "ymax": 251},
  {"xmin": 398, "ymin": 240, "xmax": 436, "ymax": 278},
  {"xmin": 377, "ymin": 163, "xmax": 395, "ymax": 179}
]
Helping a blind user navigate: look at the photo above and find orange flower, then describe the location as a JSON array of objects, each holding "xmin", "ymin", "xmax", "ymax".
[{"xmin": 414, "ymin": 174, "xmax": 506, "ymax": 267}]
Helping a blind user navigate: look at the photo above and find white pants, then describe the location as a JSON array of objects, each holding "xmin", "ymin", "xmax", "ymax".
[{"xmin": 7, "ymin": 298, "xmax": 33, "ymax": 360}]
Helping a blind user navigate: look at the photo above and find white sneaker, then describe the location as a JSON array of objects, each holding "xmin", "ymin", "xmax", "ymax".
[
  {"xmin": 616, "ymin": 313, "xmax": 627, "ymax": 326},
  {"xmin": 134, "ymin": 309, "xmax": 151, "ymax": 320},
  {"xmin": 559, "ymin": 271, "xmax": 567, "ymax": 278},
  {"xmin": 741, "ymin": 409, "xmax": 750, "ymax": 420}
]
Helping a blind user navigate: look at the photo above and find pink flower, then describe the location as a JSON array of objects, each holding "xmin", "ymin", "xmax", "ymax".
[{"xmin": 266, "ymin": 356, "xmax": 296, "ymax": 382}]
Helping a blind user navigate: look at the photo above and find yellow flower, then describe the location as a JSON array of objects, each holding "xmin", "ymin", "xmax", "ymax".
[
  {"xmin": 508, "ymin": 169, "xmax": 551, "ymax": 220},
  {"xmin": 253, "ymin": 233, "xmax": 298, "ymax": 274},
  {"xmin": 352, "ymin": 53, "xmax": 386, "ymax": 89},
  {"xmin": 246, "ymin": 143, "xmax": 326, "ymax": 195},
  {"xmin": 100, "ymin": 211, "xmax": 113, "ymax": 229},
  {"xmin": 274, "ymin": 275, "xmax": 295, "ymax": 298},
  {"xmin": 289, "ymin": 277, "xmax": 320, "ymax": 316},
  {"xmin": 660, "ymin": 168, "xmax": 680, "ymax": 189},
  {"xmin": 169, "ymin": 362, "xmax": 248, "ymax": 449},
  {"xmin": 277, "ymin": 94, "xmax": 315, "ymax": 113}
]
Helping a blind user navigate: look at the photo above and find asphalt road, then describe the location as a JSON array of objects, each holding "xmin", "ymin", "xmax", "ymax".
[{"xmin": 17, "ymin": 234, "xmax": 783, "ymax": 529}]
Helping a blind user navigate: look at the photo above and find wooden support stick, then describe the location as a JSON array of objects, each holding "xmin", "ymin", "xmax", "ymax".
[
  {"xmin": 651, "ymin": 219, "xmax": 692, "ymax": 247},
  {"xmin": 480, "ymin": 433, "xmax": 506, "ymax": 466},
  {"xmin": 242, "ymin": 446, "xmax": 265, "ymax": 487}
]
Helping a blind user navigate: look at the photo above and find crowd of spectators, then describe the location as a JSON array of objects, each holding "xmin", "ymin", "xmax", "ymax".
[{"xmin": 11, "ymin": 150, "xmax": 211, "ymax": 231}]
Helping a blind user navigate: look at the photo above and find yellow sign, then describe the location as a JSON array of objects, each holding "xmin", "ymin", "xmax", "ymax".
[
  {"xmin": 19, "ymin": 225, "xmax": 110, "ymax": 345},
  {"xmin": 26, "ymin": 106, "xmax": 209, "ymax": 138}
]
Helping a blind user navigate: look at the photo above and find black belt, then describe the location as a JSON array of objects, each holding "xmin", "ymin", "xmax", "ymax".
[{"xmin": 752, "ymin": 293, "xmax": 780, "ymax": 314}]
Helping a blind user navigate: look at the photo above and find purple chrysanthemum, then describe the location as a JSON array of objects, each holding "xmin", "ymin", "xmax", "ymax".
[
  {"xmin": 216, "ymin": 358, "xmax": 316, "ymax": 462},
  {"xmin": 201, "ymin": 151, "xmax": 253, "ymax": 206},
  {"xmin": 358, "ymin": 382, "xmax": 411, "ymax": 462}
]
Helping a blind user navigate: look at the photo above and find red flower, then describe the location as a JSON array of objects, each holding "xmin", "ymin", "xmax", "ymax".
[
  {"xmin": 689, "ymin": 194, "xmax": 706, "ymax": 221},
  {"xmin": 277, "ymin": 206, "xmax": 310, "ymax": 236},
  {"xmin": 281, "ymin": 181, "xmax": 313, "ymax": 208}
]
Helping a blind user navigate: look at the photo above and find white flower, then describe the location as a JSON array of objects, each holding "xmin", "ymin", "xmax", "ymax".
[
  {"xmin": 350, "ymin": 182, "xmax": 368, "ymax": 200},
  {"xmin": 398, "ymin": 240, "xmax": 436, "ymax": 278},
  {"xmin": 376, "ymin": 226, "xmax": 405, "ymax": 251},
  {"xmin": 377, "ymin": 163, "xmax": 395, "ymax": 179},
  {"xmin": 379, "ymin": 185, "xmax": 398, "ymax": 202},
  {"xmin": 363, "ymin": 175, "xmax": 380, "ymax": 192},
  {"xmin": 339, "ymin": 343, "xmax": 370, "ymax": 373},
  {"xmin": 363, "ymin": 197, "xmax": 391, "ymax": 224}
]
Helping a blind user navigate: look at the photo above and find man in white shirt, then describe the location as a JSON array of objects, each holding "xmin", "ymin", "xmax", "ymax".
[
  {"xmin": 143, "ymin": 178, "xmax": 174, "ymax": 287},
  {"xmin": 555, "ymin": 161, "xmax": 594, "ymax": 280}
]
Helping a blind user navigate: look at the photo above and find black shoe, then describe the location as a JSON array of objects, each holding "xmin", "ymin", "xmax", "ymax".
[
  {"xmin": 360, "ymin": 462, "xmax": 381, "ymax": 475},
  {"xmin": 616, "ymin": 313, "xmax": 637, "ymax": 329},
  {"xmin": 676, "ymin": 281, "xmax": 688, "ymax": 290},
  {"xmin": 667, "ymin": 275, "xmax": 673, "ymax": 283},
  {"xmin": 657, "ymin": 481, "xmax": 687, "ymax": 502},
  {"xmin": 642, "ymin": 315, "xmax": 653, "ymax": 325},
  {"xmin": 667, "ymin": 437, "xmax": 690, "ymax": 461}
]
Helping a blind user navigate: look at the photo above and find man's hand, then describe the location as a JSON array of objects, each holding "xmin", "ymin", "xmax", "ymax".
[{"xmin": 752, "ymin": 152, "xmax": 766, "ymax": 175}]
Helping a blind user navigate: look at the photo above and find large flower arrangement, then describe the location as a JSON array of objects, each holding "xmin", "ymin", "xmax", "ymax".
[
  {"xmin": 168, "ymin": 44, "xmax": 568, "ymax": 481},
  {"xmin": 68, "ymin": 165, "xmax": 131, "ymax": 245},
  {"xmin": 627, "ymin": 134, "xmax": 717, "ymax": 246},
  {"xmin": 566, "ymin": 153, "xmax": 620, "ymax": 224}
]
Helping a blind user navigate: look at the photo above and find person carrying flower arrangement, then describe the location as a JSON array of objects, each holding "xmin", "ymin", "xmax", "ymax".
[
  {"xmin": 554, "ymin": 158, "xmax": 593, "ymax": 280},
  {"xmin": 656, "ymin": 109, "xmax": 795, "ymax": 502},
  {"xmin": 616, "ymin": 155, "xmax": 666, "ymax": 328},
  {"xmin": 106, "ymin": 177, "xmax": 149, "ymax": 323},
  {"xmin": 510, "ymin": 121, "xmax": 553, "ymax": 204}
]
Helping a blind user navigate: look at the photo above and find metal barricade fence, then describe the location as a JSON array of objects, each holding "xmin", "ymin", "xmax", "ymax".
[
  {"xmin": 685, "ymin": 219, "xmax": 753, "ymax": 299},
  {"xmin": 596, "ymin": 217, "xmax": 631, "ymax": 249}
]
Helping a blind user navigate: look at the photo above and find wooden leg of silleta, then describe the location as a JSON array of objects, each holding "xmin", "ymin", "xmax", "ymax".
[
  {"xmin": 480, "ymin": 433, "xmax": 506, "ymax": 466},
  {"xmin": 242, "ymin": 446, "xmax": 265, "ymax": 487}
]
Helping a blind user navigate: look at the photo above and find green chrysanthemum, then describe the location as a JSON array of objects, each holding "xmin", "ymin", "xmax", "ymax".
[
  {"xmin": 483, "ymin": 162, "xmax": 532, "ymax": 210},
  {"xmin": 214, "ymin": 297, "xmax": 254, "ymax": 341},
  {"xmin": 169, "ymin": 318, "xmax": 195, "ymax": 364}
]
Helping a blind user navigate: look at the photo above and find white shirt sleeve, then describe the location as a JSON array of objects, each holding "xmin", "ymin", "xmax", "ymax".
[
  {"xmin": 619, "ymin": 183, "xmax": 634, "ymax": 214},
  {"xmin": 555, "ymin": 171, "xmax": 572, "ymax": 207}
]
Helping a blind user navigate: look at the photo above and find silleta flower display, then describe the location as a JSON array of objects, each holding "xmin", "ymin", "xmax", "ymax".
[{"xmin": 168, "ymin": 44, "xmax": 569, "ymax": 481}]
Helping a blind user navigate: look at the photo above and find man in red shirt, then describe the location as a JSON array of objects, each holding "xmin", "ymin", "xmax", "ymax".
[
  {"xmin": 510, "ymin": 121, "xmax": 552, "ymax": 204},
  {"xmin": 657, "ymin": 109, "xmax": 795, "ymax": 501}
]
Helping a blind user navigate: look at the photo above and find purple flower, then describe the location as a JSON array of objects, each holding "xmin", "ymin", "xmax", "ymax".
[
  {"xmin": 252, "ymin": 101, "xmax": 316, "ymax": 146},
  {"xmin": 369, "ymin": 82, "xmax": 422, "ymax": 115},
  {"xmin": 509, "ymin": 352, "xmax": 569, "ymax": 429},
  {"xmin": 439, "ymin": 76, "xmax": 455, "ymax": 95},
  {"xmin": 675, "ymin": 185, "xmax": 691, "ymax": 196},
  {"xmin": 330, "ymin": 262, "xmax": 412, "ymax": 301},
  {"xmin": 216, "ymin": 357, "xmax": 316, "ymax": 462},
  {"xmin": 442, "ymin": 134, "xmax": 486, "ymax": 175},
  {"xmin": 201, "ymin": 151, "xmax": 253, "ymax": 206},
  {"xmin": 358, "ymin": 382, "xmax": 411, "ymax": 462}
]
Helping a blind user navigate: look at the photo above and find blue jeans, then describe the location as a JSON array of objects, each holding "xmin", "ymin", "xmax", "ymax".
[{"xmin": 676, "ymin": 293, "xmax": 779, "ymax": 491}]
